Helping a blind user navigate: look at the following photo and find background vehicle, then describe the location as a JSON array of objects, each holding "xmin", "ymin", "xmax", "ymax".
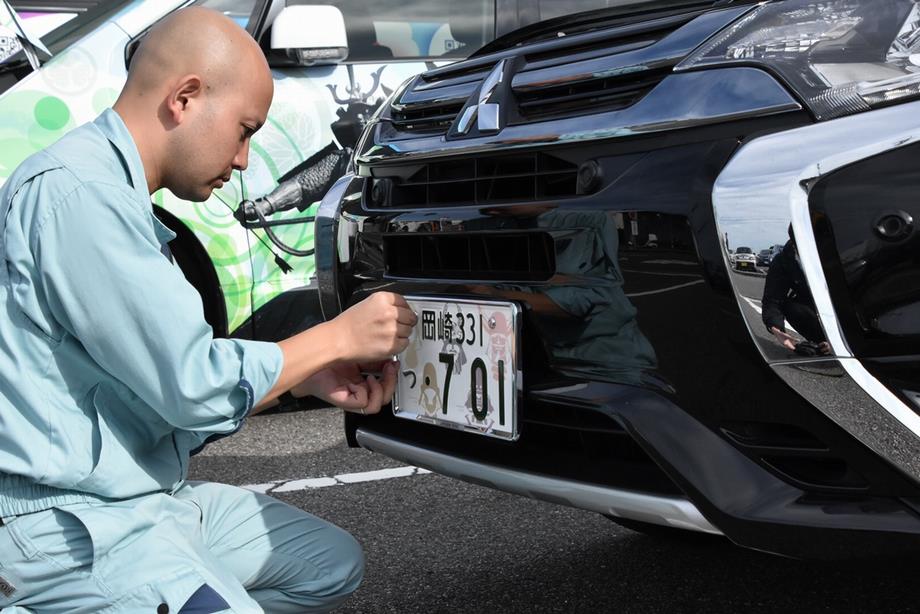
[
  {"xmin": 733, "ymin": 246, "xmax": 757, "ymax": 271},
  {"xmin": 0, "ymin": 0, "xmax": 539, "ymax": 370},
  {"xmin": 317, "ymin": 0, "xmax": 920, "ymax": 558}
]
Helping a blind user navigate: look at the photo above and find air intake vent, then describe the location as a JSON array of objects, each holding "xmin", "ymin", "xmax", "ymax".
[
  {"xmin": 390, "ymin": 101, "xmax": 465, "ymax": 133},
  {"xmin": 384, "ymin": 232, "xmax": 555, "ymax": 281},
  {"xmin": 722, "ymin": 421, "xmax": 868, "ymax": 491},
  {"xmin": 374, "ymin": 153, "xmax": 578, "ymax": 208},
  {"xmin": 515, "ymin": 67, "xmax": 669, "ymax": 121}
]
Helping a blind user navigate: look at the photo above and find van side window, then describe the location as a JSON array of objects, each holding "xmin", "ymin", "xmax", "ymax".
[
  {"xmin": 287, "ymin": 0, "xmax": 495, "ymax": 61},
  {"xmin": 194, "ymin": 0, "xmax": 258, "ymax": 28},
  {"xmin": 537, "ymin": 0, "xmax": 624, "ymax": 21}
]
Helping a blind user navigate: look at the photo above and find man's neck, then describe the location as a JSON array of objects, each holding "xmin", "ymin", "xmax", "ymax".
[{"xmin": 111, "ymin": 102, "xmax": 161, "ymax": 195}]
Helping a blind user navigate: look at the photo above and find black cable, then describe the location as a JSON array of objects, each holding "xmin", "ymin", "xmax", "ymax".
[
  {"xmin": 212, "ymin": 191, "xmax": 294, "ymax": 274},
  {"xmin": 253, "ymin": 206, "xmax": 315, "ymax": 258}
]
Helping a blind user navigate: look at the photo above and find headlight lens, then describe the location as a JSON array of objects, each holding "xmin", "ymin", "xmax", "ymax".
[{"xmin": 677, "ymin": 0, "xmax": 920, "ymax": 119}]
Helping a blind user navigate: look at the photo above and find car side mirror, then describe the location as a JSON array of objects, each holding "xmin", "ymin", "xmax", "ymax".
[{"xmin": 271, "ymin": 5, "xmax": 348, "ymax": 66}]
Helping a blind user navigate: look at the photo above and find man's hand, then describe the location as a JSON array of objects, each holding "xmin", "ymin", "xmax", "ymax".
[
  {"xmin": 256, "ymin": 292, "xmax": 416, "ymax": 412},
  {"xmin": 769, "ymin": 326, "xmax": 798, "ymax": 351},
  {"xmin": 333, "ymin": 292, "xmax": 417, "ymax": 364},
  {"xmin": 292, "ymin": 360, "xmax": 398, "ymax": 414}
]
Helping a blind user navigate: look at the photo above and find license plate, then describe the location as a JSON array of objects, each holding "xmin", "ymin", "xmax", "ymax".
[{"xmin": 394, "ymin": 297, "xmax": 520, "ymax": 440}]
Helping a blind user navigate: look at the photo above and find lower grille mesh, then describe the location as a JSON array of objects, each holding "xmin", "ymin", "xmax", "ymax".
[{"xmin": 385, "ymin": 232, "xmax": 555, "ymax": 281}]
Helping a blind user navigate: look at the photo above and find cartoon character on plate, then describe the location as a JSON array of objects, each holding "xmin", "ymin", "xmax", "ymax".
[
  {"xmin": 486, "ymin": 310, "xmax": 512, "ymax": 380},
  {"xmin": 440, "ymin": 302, "xmax": 467, "ymax": 375},
  {"xmin": 417, "ymin": 362, "xmax": 442, "ymax": 417}
]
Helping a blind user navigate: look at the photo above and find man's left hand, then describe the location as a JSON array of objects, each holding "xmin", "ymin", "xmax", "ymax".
[{"xmin": 291, "ymin": 361, "xmax": 398, "ymax": 414}]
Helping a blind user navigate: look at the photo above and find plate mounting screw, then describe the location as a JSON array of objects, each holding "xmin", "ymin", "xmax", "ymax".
[{"xmin": 488, "ymin": 317, "xmax": 497, "ymax": 329}]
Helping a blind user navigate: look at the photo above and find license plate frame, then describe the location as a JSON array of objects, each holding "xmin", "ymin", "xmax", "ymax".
[{"xmin": 393, "ymin": 296, "xmax": 521, "ymax": 441}]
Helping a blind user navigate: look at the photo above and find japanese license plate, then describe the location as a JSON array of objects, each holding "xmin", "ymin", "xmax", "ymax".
[{"xmin": 394, "ymin": 297, "xmax": 520, "ymax": 440}]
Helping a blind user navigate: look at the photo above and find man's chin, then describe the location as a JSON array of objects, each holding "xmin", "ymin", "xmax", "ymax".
[{"xmin": 170, "ymin": 186, "xmax": 214, "ymax": 202}]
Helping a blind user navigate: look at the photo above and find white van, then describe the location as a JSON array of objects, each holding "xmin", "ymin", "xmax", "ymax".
[{"xmin": 0, "ymin": 0, "xmax": 613, "ymax": 401}]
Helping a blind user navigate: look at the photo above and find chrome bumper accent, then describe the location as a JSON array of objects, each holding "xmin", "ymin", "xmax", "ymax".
[
  {"xmin": 356, "ymin": 428, "xmax": 722, "ymax": 535},
  {"xmin": 314, "ymin": 174, "xmax": 352, "ymax": 321},
  {"xmin": 712, "ymin": 100, "xmax": 920, "ymax": 477}
]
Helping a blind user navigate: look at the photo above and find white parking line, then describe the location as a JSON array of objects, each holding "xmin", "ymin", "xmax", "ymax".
[
  {"xmin": 626, "ymin": 279, "xmax": 705, "ymax": 297},
  {"xmin": 243, "ymin": 466, "xmax": 432, "ymax": 494},
  {"xmin": 741, "ymin": 295, "xmax": 799, "ymax": 335}
]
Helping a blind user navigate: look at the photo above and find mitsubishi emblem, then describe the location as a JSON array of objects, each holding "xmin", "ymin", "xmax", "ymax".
[{"xmin": 456, "ymin": 58, "xmax": 508, "ymax": 135}]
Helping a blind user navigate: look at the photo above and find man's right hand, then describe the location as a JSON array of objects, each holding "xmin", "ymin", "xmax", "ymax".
[
  {"xmin": 333, "ymin": 292, "xmax": 418, "ymax": 364},
  {"xmin": 769, "ymin": 326, "xmax": 798, "ymax": 351}
]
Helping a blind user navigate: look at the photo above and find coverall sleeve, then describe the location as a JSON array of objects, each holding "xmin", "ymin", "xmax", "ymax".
[
  {"xmin": 31, "ymin": 181, "xmax": 283, "ymax": 433},
  {"xmin": 761, "ymin": 255, "xmax": 791, "ymax": 333}
]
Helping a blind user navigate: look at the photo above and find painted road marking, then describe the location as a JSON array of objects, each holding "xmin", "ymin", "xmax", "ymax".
[
  {"xmin": 741, "ymin": 296, "xmax": 798, "ymax": 335},
  {"xmin": 626, "ymin": 279, "xmax": 705, "ymax": 298},
  {"xmin": 243, "ymin": 466, "xmax": 432, "ymax": 494}
]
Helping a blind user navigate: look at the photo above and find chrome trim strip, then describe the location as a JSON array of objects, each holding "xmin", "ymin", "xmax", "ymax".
[
  {"xmin": 713, "ymin": 99, "xmax": 920, "ymax": 440},
  {"xmin": 356, "ymin": 429, "xmax": 722, "ymax": 535},
  {"xmin": 360, "ymin": 68, "xmax": 800, "ymax": 165},
  {"xmin": 314, "ymin": 174, "xmax": 352, "ymax": 320},
  {"xmin": 392, "ymin": 296, "xmax": 522, "ymax": 441}
]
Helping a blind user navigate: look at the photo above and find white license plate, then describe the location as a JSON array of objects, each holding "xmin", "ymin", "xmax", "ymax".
[{"xmin": 394, "ymin": 297, "xmax": 520, "ymax": 440}]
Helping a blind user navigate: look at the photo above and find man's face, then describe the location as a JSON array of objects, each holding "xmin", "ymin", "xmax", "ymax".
[{"xmin": 169, "ymin": 73, "xmax": 272, "ymax": 202}]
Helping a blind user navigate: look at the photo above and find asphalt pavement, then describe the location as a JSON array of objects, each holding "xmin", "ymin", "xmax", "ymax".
[{"xmin": 190, "ymin": 408, "xmax": 920, "ymax": 613}]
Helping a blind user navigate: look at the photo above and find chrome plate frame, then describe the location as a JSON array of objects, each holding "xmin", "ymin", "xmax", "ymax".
[{"xmin": 393, "ymin": 296, "xmax": 521, "ymax": 441}]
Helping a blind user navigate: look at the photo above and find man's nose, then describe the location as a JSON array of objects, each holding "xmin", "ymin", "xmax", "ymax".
[{"xmin": 232, "ymin": 139, "xmax": 251, "ymax": 172}]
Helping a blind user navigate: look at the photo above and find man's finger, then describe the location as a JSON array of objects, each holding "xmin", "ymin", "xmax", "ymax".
[
  {"xmin": 364, "ymin": 374, "xmax": 384, "ymax": 414},
  {"xmin": 396, "ymin": 305, "xmax": 417, "ymax": 326},
  {"xmin": 338, "ymin": 382, "xmax": 369, "ymax": 410},
  {"xmin": 397, "ymin": 323, "xmax": 414, "ymax": 339},
  {"xmin": 380, "ymin": 361, "xmax": 398, "ymax": 405}
]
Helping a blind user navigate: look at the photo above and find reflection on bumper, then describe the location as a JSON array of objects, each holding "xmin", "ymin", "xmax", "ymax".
[{"xmin": 356, "ymin": 428, "xmax": 722, "ymax": 535}]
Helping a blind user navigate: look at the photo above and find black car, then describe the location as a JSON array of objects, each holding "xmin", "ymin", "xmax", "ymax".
[{"xmin": 316, "ymin": 0, "xmax": 920, "ymax": 559}]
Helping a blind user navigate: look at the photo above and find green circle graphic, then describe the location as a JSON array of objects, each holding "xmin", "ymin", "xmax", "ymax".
[{"xmin": 34, "ymin": 97, "xmax": 70, "ymax": 131}]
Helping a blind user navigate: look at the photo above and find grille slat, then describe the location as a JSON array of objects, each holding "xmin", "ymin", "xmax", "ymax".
[
  {"xmin": 374, "ymin": 152, "xmax": 579, "ymax": 208},
  {"xmin": 391, "ymin": 102, "xmax": 466, "ymax": 134},
  {"xmin": 515, "ymin": 67, "xmax": 670, "ymax": 120},
  {"xmin": 399, "ymin": 169, "xmax": 574, "ymax": 188}
]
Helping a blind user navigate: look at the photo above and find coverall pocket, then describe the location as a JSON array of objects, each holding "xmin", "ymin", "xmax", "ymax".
[{"xmin": 4, "ymin": 507, "xmax": 95, "ymax": 572}]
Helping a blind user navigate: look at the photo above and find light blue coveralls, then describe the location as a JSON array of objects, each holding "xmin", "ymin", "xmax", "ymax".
[{"xmin": 0, "ymin": 109, "xmax": 363, "ymax": 613}]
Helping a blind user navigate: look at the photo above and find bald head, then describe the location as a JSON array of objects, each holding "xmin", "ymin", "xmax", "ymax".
[
  {"xmin": 125, "ymin": 7, "xmax": 270, "ymax": 99},
  {"xmin": 114, "ymin": 7, "xmax": 273, "ymax": 200}
]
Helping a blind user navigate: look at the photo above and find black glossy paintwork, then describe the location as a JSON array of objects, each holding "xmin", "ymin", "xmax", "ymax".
[
  {"xmin": 324, "ymin": 2, "xmax": 920, "ymax": 558},
  {"xmin": 510, "ymin": 7, "xmax": 750, "ymax": 94},
  {"xmin": 338, "ymin": 115, "xmax": 920, "ymax": 490}
]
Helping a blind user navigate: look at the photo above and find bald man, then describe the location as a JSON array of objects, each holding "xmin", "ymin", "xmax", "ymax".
[{"xmin": 0, "ymin": 7, "xmax": 415, "ymax": 613}]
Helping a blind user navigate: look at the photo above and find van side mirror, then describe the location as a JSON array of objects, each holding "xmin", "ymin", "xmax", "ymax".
[
  {"xmin": 1, "ymin": 0, "xmax": 53, "ymax": 69},
  {"xmin": 271, "ymin": 5, "xmax": 348, "ymax": 66}
]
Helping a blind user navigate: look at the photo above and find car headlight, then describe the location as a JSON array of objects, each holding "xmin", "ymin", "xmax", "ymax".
[{"xmin": 677, "ymin": 0, "xmax": 920, "ymax": 120}]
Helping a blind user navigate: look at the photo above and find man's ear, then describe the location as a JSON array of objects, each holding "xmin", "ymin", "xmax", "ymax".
[{"xmin": 165, "ymin": 74, "xmax": 203, "ymax": 124}]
